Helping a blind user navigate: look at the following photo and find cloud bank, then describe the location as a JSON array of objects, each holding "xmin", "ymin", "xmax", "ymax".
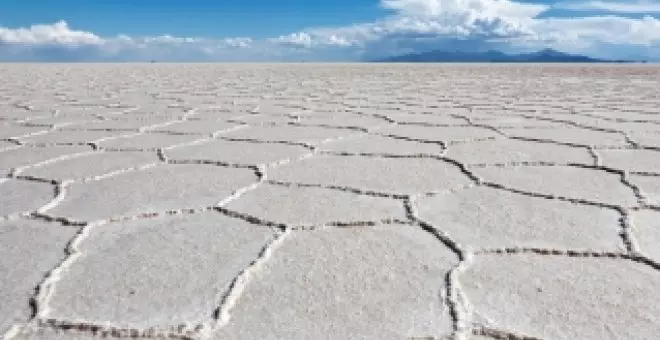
[{"xmin": 1, "ymin": 0, "xmax": 659, "ymax": 61}]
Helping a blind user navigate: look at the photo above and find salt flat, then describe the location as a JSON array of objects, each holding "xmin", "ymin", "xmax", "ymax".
[{"xmin": 1, "ymin": 63, "xmax": 659, "ymax": 340}]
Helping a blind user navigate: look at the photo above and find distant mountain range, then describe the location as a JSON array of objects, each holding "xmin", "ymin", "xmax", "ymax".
[{"xmin": 371, "ymin": 48, "xmax": 643, "ymax": 63}]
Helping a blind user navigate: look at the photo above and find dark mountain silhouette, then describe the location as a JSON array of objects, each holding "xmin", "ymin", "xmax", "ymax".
[{"xmin": 371, "ymin": 48, "xmax": 638, "ymax": 63}]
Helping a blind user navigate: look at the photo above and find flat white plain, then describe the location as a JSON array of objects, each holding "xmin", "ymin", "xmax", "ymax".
[{"xmin": 1, "ymin": 64, "xmax": 660, "ymax": 340}]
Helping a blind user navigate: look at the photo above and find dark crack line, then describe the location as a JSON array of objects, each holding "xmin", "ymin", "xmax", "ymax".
[
  {"xmin": 266, "ymin": 180, "xmax": 412, "ymax": 199},
  {"xmin": 475, "ymin": 248, "xmax": 660, "ymax": 270},
  {"xmin": 317, "ymin": 150, "xmax": 448, "ymax": 159},
  {"xmin": 508, "ymin": 135, "xmax": 618, "ymax": 150},
  {"xmin": 214, "ymin": 207, "xmax": 288, "ymax": 231},
  {"xmin": 404, "ymin": 197, "xmax": 471, "ymax": 337},
  {"xmin": 210, "ymin": 229, "xmax": 290, "ymax": 333},
  {"xmin": 218, "ymin": 136, "xmax": 317, "ymax": 151},
  {"xmin": 472, "ymin": 326, "xmax": 545, "ymax": 340},
  {"xmin": 35, "ymin": 319, "xmax": 197, "ymax": 340}
]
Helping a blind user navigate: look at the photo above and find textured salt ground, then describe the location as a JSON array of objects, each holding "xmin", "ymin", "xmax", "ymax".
[
  {"xmin": 462, "ymin": 254, "xmax": 660, "ymax": 340},
  {"xmin": 21, "ymin": 117, "xmax": 100, "ymax": 129},
  {"xmin": 215, "ymin": 226, "xmax": 455, "ymax": 340},
  {"xmin": 536, "ymin": 113, "xmax": 660, "ymax": 133},
  {"xmin": 629, "ymin": 175, "xmax": 660, "ymax": 205},
  {"xmin": 586, "ymin": 110, "xmax": 660, "ymax": 122},
  {"xmin": 469, "ymin": 115, "xmax": 567, "ymax": 128},
  {"xmin": 224, "ymin": 183, "xmax": 406, "ymax": 227},
  {"xmin": 631, "ymin": 210, "xmax": 660, "ymax": 262},
  {"xmin": 221, "ymin": 125, "xmax": 359, "ymax": 144},
  {"xmin": 445, "ymin": 139, "xmax": 593, "ymax": 165},
  {"xmin": 2, "ymin": 64, "xmax": 660, "ymax": 340},
  {"xmin": 0, "ymin": 111, "xmax": 52, "ymax": 121},
  {"xmin": 44, "ymin": 213, "xmax": 273, "ymax": 330},
  {"xmin": 96, "ymin": 132, "xmax": 206, "ymax": 150},
  {"xmin": 18, "ymin": 130, "xmax": 129, "ymax": 145},
  {"xmin": 599, "ymin": 149, "xmax": 660, "ymax": 174},
  {"xmin": 0, "ymin": 145, "xmax": 90, "ymax": 174},
  {"xmin": 165, "ymin": 139, "xmax": 311, "ymax": 166},
  {"xmin": 295, "ymin": 111, "xmax": 391, "ymax": 129},
  {"xmin": 45, "ymin": 164, "xmax": 257, "ymax": 222},
  {"xmin": 123, "ymin": 105, "xmax": 190, "ymax": 117},
  {"xmin": 472, "ymin": 165, "xmax": 639, "ymax": 207},
  {"xmin": 0, "ymin": 124, "xmax": 49, "ymax": 139},
  {"xmin": 318, "ymin": 134, "xmax": 445, "ymax": 156},
  {"xmin": 416, "ymin": 186, "xmax": 622, "ymax": 250},
  {"xmin": 0, "ymin": 179, "xmax": 54, "ymax": 217},
  {"xmin": 227, "ymin": 113, "xmax": 298, "ymax": 125},
  {"xmin": 64, "ymin": 117, "xmax": 177, "ymax": 131},
  {"xmin": 383, "ymin": 113, "xmax": 469, "ymax": 125},
  {"xmin": 9, "ymin": 329, "xmax": 99, "ymax": 340},
  {"xmin": 269, "ymin": 154, "xmax": 473, "ymax": 195},
  {"xmin": 0, "ymin": 140, "xmax": 17, "ymax": 152},
  {"xmin": 377, "ymin": 125, "xmax": 501, "ymax": 143},
  {"xmin": 0, "ymin": 220, "xmax": 78, "ymax": 335},
  {"xmin": 20, "ymin": 151, "xmax": 159, "ymax": 182},
  {"xmin": 630, "ymin": 132, "xmax": 660, "ymax": 148},
  {"xmin": 501, "ymin": 127, "xmax": 629, "ymax": 147},
  {"xmin": 144, "ymin": 120, "xmax": 243, "ymax": 135},
  {"xmin": 9, "ymin": 329, "xmax": 173, "ymax": 340},
  {"xmin": 49, "ymin": 107, "xmax": 129, "ymax": 117}
]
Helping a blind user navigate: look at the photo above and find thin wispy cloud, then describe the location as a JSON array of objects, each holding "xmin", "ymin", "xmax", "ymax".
[{"xmin": 556, "ymin": 0, "xmax": 660, "ymax": 13}]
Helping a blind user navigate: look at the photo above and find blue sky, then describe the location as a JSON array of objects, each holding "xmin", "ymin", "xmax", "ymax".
[
  {"xmin": 0, "ymin": 0, "xmax": 388, "ymax": 38},
  {"xmin": 1, "ymin": 0, "xmax": 659, "ymax": 61}
]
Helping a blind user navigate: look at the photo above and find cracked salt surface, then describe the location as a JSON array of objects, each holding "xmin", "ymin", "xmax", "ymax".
[
  {"xmin": 20, "ymin": 151, "xmax": 159, "ymax": 182},
  {"xmin": 599, "ymin": 149, "xmax": 660, "ymax": 174},
  {"xmin": 221, "ymin": 124, "xmax": 359, "ymax": 145},
  {"xmin": 296, "ymin": 111, "xmax": 392, "ymax": 129},
  {"xmin": 385, "ymin": 113, "xmax": 469, "ymax": 126},
  {"xmin": 445, "ymin": 138, "xmax": 593, "ymax": 165},
  {"xmin": 215, "ymin": 226, "xmax": 455, "ymax": 340},
  {"xmin": 44, "ymin": 213, "xmax": 273, "ymax": 331},
  {"xmin": 0, "ymin": 220, "xmax": 78, "ymax": 335},
  {"xmin": 165, "ymin": 139, "xmax": 311, "ymax": 166},
  {"xmin": 18, "ymin": 130, "xmax": 128, "ymax": 145},
  {"xmin": 65, "ymin": 118, "xmax": 174, "ymax": 131},
  {"xmin": 0, "ymin": 124, "xmax": 49, "ymax": 139},
  {"xmin": 2, "ymin": 64, "xmax": 660, "ymax": 340},
  {"xmin": 0, "ymin": 146, "xmax": 90, "ymax": 174},
  {"xmin": 503, "ymin": 126, "xmax": 630, "ymax": 147},
  {"xmin": 631, "ymin": 210, "xmax": 660, "ymax": 263},
  {"xmin": 224, "ymin": 183, "xmax": 407, "ymax": 228},
  {"xmin": 0, "ymin": 179, "xmax": 55, "ymax": 218},
  {"xmin": 319, "ymin": 134, "xmax": 446, "ymax": 156},
  {"xmin": 629, "ymin": 132, "xmax": 660, "ymax": 148},
  {"xmin": 472, "ymin": 165, "xmax": 639, "ymax": 207},
  {"xmin": 96, "ymin": 132, "xmax": 205, "ymax": 150},
  {"xmin": 541, "ymin": 113, "xmax": 660, "ymax": 134},
  {"xmin": 44, "ymin": 164, "xmax": 257, "ymax": 222},
  {"xmin": 144, "ymin": 120, "xmax": 243, "ymax": 135},
  {"xmin": 417, "ymin": 186, "xmax": 623, "ymax": 251},
  {"xmin": 269, "ymin": 154, "xmax": 473, "ymax": 195},
  {"xmin": 377, "ymin": 124, "xmax": 501, "ymax": 143},
  {"xmin": 630, "ymin": 175, "xmax": 660, "ymax": 206},
  {"xmin": 10, "ymin": 329, "xmax": 174, "ymax": 340},
  {"xmin": 462, "ymin": 254, "xmax": 660, "ymax": 340}
]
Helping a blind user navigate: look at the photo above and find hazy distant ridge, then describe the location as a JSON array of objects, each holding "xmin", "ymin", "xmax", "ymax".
[{"xmin": 371, "ymin": 48, "xmax": 640, "ymax": 63}]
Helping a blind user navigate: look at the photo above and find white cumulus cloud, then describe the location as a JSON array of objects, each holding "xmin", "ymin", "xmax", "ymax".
[
  {"xmin": 277, "ymin": 0, "xmax": 660, "ymax": 60},
  {"xmin": 381, "ymin": 0, "xmax": 548, "ymax": 18},
  {"xmin": 0, "ymin": 20, "xmax": 102, "ymax": 45}
]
